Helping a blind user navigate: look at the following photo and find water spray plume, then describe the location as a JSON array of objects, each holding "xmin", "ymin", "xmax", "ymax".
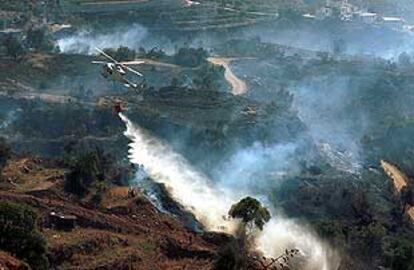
[
  {"xmin": 120, "ymin": 113, "xmax": 339, "ymax": 270},
  {"xmin": 120, "ymin": 113, "xmax": 238, "ymax": 232}
]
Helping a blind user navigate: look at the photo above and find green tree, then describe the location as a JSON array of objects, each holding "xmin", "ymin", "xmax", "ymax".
[
  {"xmin": 115, "ymin": 46, "xmax": 136, "ymax": 62},
  {"xmin": 174, "ymin": 47, "xmax": 208, "ymax": 67},
  {"xmin": 400, "ymin": 184, "xmax": 414, "ymax": 212},
  {"xmin": 64, "ymin": 152, "xmax": 100, "ymax": 196},
  {"xmin": 398, "ymin": 52, "xmax": 411, "ymax": 68},
  {"xmin": 26, "ymin": 27, "xmax": 54, "ymax": 52},
  {"xmin": 0, "ymin": 137, "xmax": 11, "ymax": 169},
  {"xmin": 229, "ymin": 196, "xmax": 271, "ymax": 231},
  {"xmin": 383, "ymin": 236, "xmax": 414, "ymax": 270},
  {"xmin": 0, "ymin": 137, "xmax": 11, "ymax": 181},
  {"xmin": 27, "ymin": 28, "xmax": 44, "ymax": 49},
  {"xmin": 0, "ymin": 201, "xmax": 49, "ymax": 270},
  {"xmin": 3, "ymin": 34, "xmax": 24, "ymax": 60}
]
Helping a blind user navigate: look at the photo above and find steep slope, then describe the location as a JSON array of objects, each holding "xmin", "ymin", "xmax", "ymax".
[{"xmin": 0, "ymin": 157, "xmax": 234, "ymax": 270}]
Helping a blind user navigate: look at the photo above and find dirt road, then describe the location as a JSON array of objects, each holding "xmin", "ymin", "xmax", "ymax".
[
  {"xmin": 207, "ymin": 57, "xmax": 247, "ymax": 95},
  {"xmin": 122, "ymin": 59, "xmax": 182, "ymax": 69},
  {"xmin": 380, "ymin": 160, "xmax": 408, "ymax": 192},
  {"xmin": 380, "ymin": 159, "xmax": 414, "ymax": 221}
]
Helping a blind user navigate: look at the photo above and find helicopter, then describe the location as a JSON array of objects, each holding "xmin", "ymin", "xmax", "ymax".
[{"xmin": 92, "ymin": 47, "xmax": 145, "ymax": 90}]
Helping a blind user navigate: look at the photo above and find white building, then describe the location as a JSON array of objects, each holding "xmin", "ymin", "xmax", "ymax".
[
  {"xmin": 303, "ymin": 13, "xmax": 316, "ymax": 20},
  {"xmin": 381, "ymin": 16, "xmax": 405, "ymax": 29},
  {"xmin": 358, "ymin": 12, "xmax": 379, "ymax": 24}
]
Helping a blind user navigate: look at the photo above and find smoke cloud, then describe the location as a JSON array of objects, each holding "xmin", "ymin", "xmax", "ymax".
[
  {"xmin": 57, "ymin": 24, "xmax": 148, "ymax": 54},
  {"xmin": 213, "ymin": 142, "xmax": 301, "ymax": 193},
  {"xmin": 292, "ymin": 75, "xmax": 367, "ymax": 174},
  {"xmin": 121, "ymin": 113, "xmax": 339, "ymax": 270}
]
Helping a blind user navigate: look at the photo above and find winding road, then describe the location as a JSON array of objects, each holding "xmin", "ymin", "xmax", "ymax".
[{"xmin": 207, "ymin": 57, "xmax": 247, "ymax": 95}]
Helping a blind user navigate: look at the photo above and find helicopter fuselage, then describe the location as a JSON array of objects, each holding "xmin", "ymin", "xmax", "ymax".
[{"xmin": 101, "ymin": 63, "xmax": 126, "ymax": 81}]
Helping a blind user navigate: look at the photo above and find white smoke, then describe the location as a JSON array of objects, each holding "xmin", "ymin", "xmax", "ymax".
[
  {"xmin": 0, "ymin": 109, "xmax": 20, "ymax": 130},
  {"xmin": 57, "ymin": 24, "xmax": 148, "ymax": 54},
  {"xmin": 120, "ymin": 113, "xmax": 339, "ymax": 270},
  {"xmin": 292, "ymin": 76, "xmax": 367, "ymax": 175},
  {"xmin": 257, "ymin": 218, "xmax": 339, "ymax": 270},
  {"xmin": 213, "ymin": 142, "xmax": 300, "ymax": 193}
]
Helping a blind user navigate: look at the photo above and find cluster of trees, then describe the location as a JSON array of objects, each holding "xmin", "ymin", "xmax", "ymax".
[
  {"xmin": 0, "ymin": 201, "xmax": 49, "ymax": 269},
  {"xmin": 0, "ymin": 137, "xmax": 11, "ymax": 181},
  {"xmin": 2, "ymin": 34, "xmax": 24, "ymax": 60},
  {"xmin": 63, "ymin": 144, "xmax": 132, "ymax": 205},
  {"xmin": 282, "ymin": 174, "xmax": 414, "ymax": 270},
  {"xmin": 1, "ymin": 27, "xmax": 56, "ymax": 60},
  {"xmin": 26, "ymin": 27, "xmax": 55, "ymax": 52},
  {"xmin": 63, "ymin": 146, "xmax": 114, "ymax": 202},
  {"xmin": 193, "ymin": 63, "xmax": 225, "ymax": 90},
  {"xmin": 398, "ymin": 52, "xmax": 413, "ymax": 68},
  {"xmin": 173, "ymin": 47, "xmax": 209, "ymax": 67},
  {"xmin": 102, "ymin": 46, "xmax": 209, "ymax": 68},
  {"xmin": 217, "ymin": 38, "xmax": 286, "ymax": 59},
  {"xmin": 103, "ymin": 46, "xmax": 136, "ymax": 62}
]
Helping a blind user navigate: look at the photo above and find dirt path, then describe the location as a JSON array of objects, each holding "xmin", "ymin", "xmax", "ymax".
[
  {"xmin": 127, "ymin": 57, "xmax": 249, "ymax": 95},
  {"xmin": 79, "ymin": 0, "xmax": 150, "ymax": 6},
  {"xmin": 122, "ymin": 59, "xmax": 182, "ymax": 69},
  {"xmin": 207, "ymin": 57, "xmax": 247, "ymax": 95},
  {"xmin": 380, "ymin": 159, "xmax": 414, "ymax": 221},
  {"xmin": 380, "ymin": 160, "xmax": 409, "ymax": 192}
]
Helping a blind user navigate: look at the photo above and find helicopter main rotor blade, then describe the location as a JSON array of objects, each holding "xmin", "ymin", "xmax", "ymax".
[
  {"xmin": 95, "ymin": 47, "xmax": 143, "ymax": 76},
  {"xmin": 120, "ymin": 61, "xmax": 146, "ymax": 65},
  {"xmin": 124, "ymin": 66, "xmax": 144, "ymax": 77},
  {"xmin": 91, "ymin": 61, "xmax": 108, "ymax": 64},
  {"xmin": 95, "ymin": 47, "xmax": 119, "ymax": 64}
]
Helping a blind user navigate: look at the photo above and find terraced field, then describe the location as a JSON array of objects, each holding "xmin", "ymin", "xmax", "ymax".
[{"xmin": 62, "ymin": 0, "xmax": 278, "ymax": 31}]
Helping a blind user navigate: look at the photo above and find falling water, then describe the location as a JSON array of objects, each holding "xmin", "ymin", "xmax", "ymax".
[{"xmin": 120, "ymin": 113, "xmax": 339, "ymax": 270}]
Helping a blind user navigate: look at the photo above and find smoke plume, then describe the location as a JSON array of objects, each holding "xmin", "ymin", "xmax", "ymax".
[{"xmin": 57, "ymin": 24, "xmax": 148, "ymax": 54}]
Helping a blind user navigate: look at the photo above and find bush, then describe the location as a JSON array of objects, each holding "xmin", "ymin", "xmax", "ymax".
[
  {"xmin": 64, "ymin": 148, "xmax": 112, "ymax": 197},
  {"xmin": 102, "ymin": 47, "xmax": 136, "ymax": 62},
  {"xmin": 383, "ymin": 236, "xmax": 414, "ymax": 270},
  {"xmin": 0, "ymin": 201, "xmax": 49, "ymax": 270},
  {"xmin": 64, "ymin": 151, "xmax": 100, "ymax": 196},
  {"xmin": 0, "ymin": 137, "xmax": 11, "ymax": 181},
  {"xmin": 26, "ymin": 27, "xmax": 54, "ymax": 52},
  {"xmin": 115, "ymin": 46, "xmax": 136, "ymax": 62},
  {"xmin": 214, "ymin": 240, "xmax": 247, "ymax": 270},
  {"xmin": 3, "ymin": 34, "xmax": 24, "ymax": 59},
  {"xmin": 0, "ymin": 137, "xmax": 10, "ymax": 169},
  {"xmin": 174, "ymin": 47, "xmax": 208, "ymax": 67}
]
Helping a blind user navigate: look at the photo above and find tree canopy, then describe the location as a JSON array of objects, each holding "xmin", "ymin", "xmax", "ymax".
[
  {"xmin": 229, "ymin": 196, "xmax": 271, "ymax": 231},
  {"xmin": 3, "ymin": 34, "xmax": 24, "ymax": 60},
  {"xmin": 0, "ymin": 201, "xmax": 49, "ymax": 270}
]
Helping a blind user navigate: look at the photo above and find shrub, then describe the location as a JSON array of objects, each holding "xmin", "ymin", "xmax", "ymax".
[
  {"xmin": 64, "ymin": 152, "xmax": 100, "ymax": 196},
  {"xmin": 0, "ymin": 137, "xmax": 11, "ymax": 182},
  {"xmin": 3, "ymin": 34, "xmax": 24, "ymax": 60},
  {"xmin": 214, "ymin": 240, "xmax": 247, "ymax": 270},
  {"xmin": 0, "ymin": 201, "xmax": 49, "ymax": 269}
]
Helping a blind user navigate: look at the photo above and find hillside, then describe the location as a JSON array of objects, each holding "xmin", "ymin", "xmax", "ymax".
[{"xmin": 0, "ymin": 156, "xmax": 236, "ymax": 270}]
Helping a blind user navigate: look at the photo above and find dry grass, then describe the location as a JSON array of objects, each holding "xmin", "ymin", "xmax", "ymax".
[{"xmin": 2, "ymin": 158, "xmax": 64, "ymax": 192}]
